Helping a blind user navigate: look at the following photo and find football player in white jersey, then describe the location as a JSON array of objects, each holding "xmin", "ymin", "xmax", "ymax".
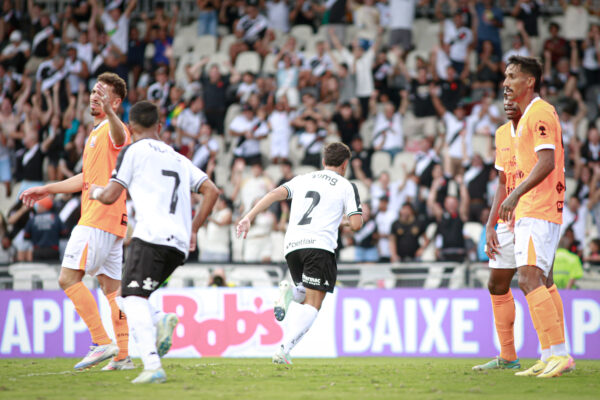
[
  {"xmin": 237, "ymin": 142, "xmax": 363, "ymax": 364},
  {"xmin": 88, "ymin": 101, "xmax": 219, "ymax": 383}
]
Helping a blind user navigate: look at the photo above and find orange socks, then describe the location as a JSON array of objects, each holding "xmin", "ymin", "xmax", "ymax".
[
  {"xmin": 525, "ymin": 286, "xmax": 564, "ymax": 347},
  {"xmin": 106, "ymin": 291, "xmax": 129, "ymax": 360},
  {"xmin": 547, "ymin": 284, "xmax": 565, "ymax": 337},
  {"xmin": 64, "ymin": 282, "xmax": 111, "ymax": 346},
  {"xmin": 490, "ymin": 290, "xmax": 517, "ymax": 361}
]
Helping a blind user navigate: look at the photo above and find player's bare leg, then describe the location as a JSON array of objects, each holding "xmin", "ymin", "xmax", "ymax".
[
  {"xmin": 273, "ymin": 288, "xmax": 325, "ymax": 365},
  {"xmin": 60, "ymin": 268, "xmax": 118, "ymax": 369}
]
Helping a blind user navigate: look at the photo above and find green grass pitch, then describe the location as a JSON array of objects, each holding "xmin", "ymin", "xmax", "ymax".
[{"xmin": 1, "ymin": 358, "xmax": 598, "ymax": 400}]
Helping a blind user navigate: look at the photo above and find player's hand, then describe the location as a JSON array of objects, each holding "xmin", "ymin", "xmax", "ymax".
[
  {"xmin": 88, "ymin": 184, "xmax": 102, "ymax": 200},
  {"xmin": 20, "ymin": 186, "xmax": 49, "ymax": 208},
  {"xmin": 236, "ymin": 217, "xmax": 251, "ymax": 239},
  {"xmin": 485, "ymin": 225, "xmax": 499, "ymax": 260},
  {"xmin": 189, "ymin": 231, "xmax": 197, "ymax": 252},
  {"xmin": 96, "ymin": 83, "xmax": 113, "ymax": 115},
  {"xmin": 499, "ymin": 191, "xmax": 518, "ymax": 222}
]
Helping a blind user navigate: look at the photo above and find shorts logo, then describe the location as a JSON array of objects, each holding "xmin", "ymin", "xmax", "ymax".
[
  {"xmin": 143, "ymin": 277, "xmax": 159, "ymax": 291},
  {"xmin": 557, "ymin": 201, "xmax": 564, "ymax": 213},
  {"xmin": 324, "ymin": 280, "xmax": 329, "ymax": 286},
  {"xmin": 127, "ymin": 280, "xmax": 140, "ymax": 288},
  {"xmin": 556, "ymin": 182, "xmax": 565, "ymax": 194},
  {"xmin": 302, "ymin": 274, "xmax": 321, "ymax": 286}
]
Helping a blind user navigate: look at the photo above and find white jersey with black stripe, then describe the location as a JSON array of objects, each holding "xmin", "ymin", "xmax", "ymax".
[
  {"xmin": 282, "ymin": 169, "xmax": 362, "ymax": 255},
  {"xmin": 111, "ymin": 138, "xmax": 207, "ymax": 257}
]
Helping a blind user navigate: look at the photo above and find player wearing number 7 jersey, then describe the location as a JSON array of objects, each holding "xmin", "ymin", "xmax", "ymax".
[
  {"xmin": 89, "ymin": 101, "xmax": 219, "ymax": 383},
  {"xmin": 237, "ymin": 142, "xmax": 363, "ymax": 364}
]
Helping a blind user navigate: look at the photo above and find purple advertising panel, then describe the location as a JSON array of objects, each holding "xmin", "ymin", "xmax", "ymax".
[
  {"xmin": 335, "ymin": 289, "xmax": 600, "ymax": 359},
  {"xmin": 1, "ymin": 288, "xmax": 599, "ymax": 359}
]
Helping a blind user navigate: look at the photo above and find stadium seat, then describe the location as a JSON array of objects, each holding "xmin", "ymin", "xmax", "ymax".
[
  {"xmin": 472, "ymin": 134, "xmax": 490, "ymax": 156},
  {"xmin": 224, "ymin": 103, "xmax": 242, "ymax": 142},
  {"xmin": 290, "ymin": 24, "xmax": 313, "ymax": 48},
  {"xmin": 172, "ymin": 29, "xmax": 195, "ymax": 58},
  {"xmin": 174, "ymin": 50, "xmax": 202, "ymax": 87},
  {"xmin": 264, "ymin": 164, "xmax": 283, "ymax": 183},
  {"xmin": 304, "ymin": 35, "xmax": 327, "ymax": 53},
  {"xmin": 359, "ymin": 117, "xmax": 374, "ymax": 144},
  {"xmin": 228, "ymin": 267, "xmax": 274, "ymax": 287},
  {"xmin": 371, "ymin": 151, "xmax": 392, "ymax": 178},
  {"xmin": 168, "ymin": 265, "xmax": 210, "ymax": 288},
  {"xmin": 288, "ymin": 135, "xmax": 303, "ymax": 166},
  {"xmin": 414, "ymin": 21, "xmax": 438, "ymax": 52},
  {"xmin": 219, "ymin": 34, "xmax": 237, "ymax": 54},
  {"xmin": 391, "ymin": 152, "xmax": 416, "ymax": 181},
  {"xmin": 464, "ymin": 222, "xmax": 483, "ymax": 245},
  {"xmin": 235, "ymin": 51, "xmax": 261, "ymax": 74},
  {"xmin": 262, "ymin": 53, "xmax": 278, "ymax": 75},
  {"xmin": 338, "ymin": 246, "xmax": 357, "ymax": 262},
  {"xmin": 205, "ymin": 52, "xmax": 231, "ymax": 75},
  {"xmin": 9, "ymin": 263, "xmax": 59, "ymax": 290},
  {"xmin": 565, "ymin": 177, "xmax": 576, "ymax": 201},
  {"xmin": 193, "ymin": 35, "xmax": 218, "ymax": 57},
  {"xmin": 294, "ymin": 165, "xmax": 318, "ymax": 176}
]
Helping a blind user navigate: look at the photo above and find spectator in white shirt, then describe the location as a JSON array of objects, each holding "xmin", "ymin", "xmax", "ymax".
[
  {"xmin": 371, "ymin": 91, "xmax": 408, "ymax": 159},
  {"xmin": 0, "ymin": 30, "xmax": 30, "ymax": 74},
  {"xmin": 441, "ymin": 11, "xmax": 474, "ymax": 76},
  {"xmin": 176, "ymin": 95, "xmax": 206, "ymax": 158},
  {"xmin": 502, "ymin": 22, "xmax": 532, "ymax": 70},
  {"xmin": 236, "ymin": 72, "xmax": 259, "ymax": 104},
  {"xmin": 192, "ymin": 123, "xmax": 219, "ymax": 179},
  {"xmin": 267, "ymin": 96, "xmax": 293, "ymax": 163},
  {"xmin": 266, "ymin": 0, "xmax": 291, "ymax": 33},
  {"xmin": 93, "ymin": 0, "xmax": 137, "ymax": 54},
  {"xmin": 298, "ymin": 117, "xmax": 328, "ymax": 168},
  {"xmin": 229, "ymin": 0, "xmax": 274, "ymax": 61},
  {"xmin": 230, "ymin": 104, "xmax": 268, "ymax": 165}
]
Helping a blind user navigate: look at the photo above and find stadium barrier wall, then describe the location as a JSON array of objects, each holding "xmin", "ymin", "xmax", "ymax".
[{"xmin": 1, "ymin": 288, "xmax": 599, "ymax": 359}]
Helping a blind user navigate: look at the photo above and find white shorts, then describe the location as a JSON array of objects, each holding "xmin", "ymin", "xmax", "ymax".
[
  {"xmin": 62, "ymin": 225, "xmax": 123, "ymax": 280},
  {"xmin": 488, "ymin": 223, "xmax": 516, "ymax": 269},
  {"xmin": 514, "ymin": 217, "xmax": 560, "ymax": 276}
]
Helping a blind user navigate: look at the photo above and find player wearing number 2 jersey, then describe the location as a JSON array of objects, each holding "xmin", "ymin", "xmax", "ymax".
[
  {"xmin": 89, "ymin": 101, "xmax": 219, "ymax": 383},
  {"xmin": 237, "ymin": 142, "xmax": 363, "ymax": 365}
]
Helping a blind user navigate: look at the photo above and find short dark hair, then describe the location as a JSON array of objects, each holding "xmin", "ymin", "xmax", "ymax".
[
  {"xmin": 323, "ymin": 142, "xmax": 351, "ymax": 167},
  {"xmin": 98, "ymin": 72, "xmax": 127, "ymax": 100},
  {"xmin": 507, "ymin": 56, "xmax": 542, "ymax": 93},
  {"xmin": 129, "ymin": 101, "xmax": 159, "ymax": 128}
]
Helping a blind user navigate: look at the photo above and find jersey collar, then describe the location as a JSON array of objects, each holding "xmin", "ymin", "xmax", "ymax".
[{"xmin": 520, "ymin": 96, "xmax": 541, "ymax": 121}]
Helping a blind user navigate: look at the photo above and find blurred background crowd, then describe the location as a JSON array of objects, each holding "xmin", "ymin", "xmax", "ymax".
[{"xmin": 0, "ymin": 0, "xmax": 599, "ymax": 288}]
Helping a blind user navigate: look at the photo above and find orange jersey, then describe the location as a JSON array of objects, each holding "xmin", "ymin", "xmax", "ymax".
[
  {"xmin": 494, "ymin": 121, "xmax": 517, "ymax": 225},
  {"xmin": 513, "ymin": 97, "xmax": 565, "ymax": 225},
  {"xmin": 78, "ymin": 119, "xmax": 131, "ymax": 237}
]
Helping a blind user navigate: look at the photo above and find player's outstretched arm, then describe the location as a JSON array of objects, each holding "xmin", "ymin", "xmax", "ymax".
[
  {"xmin": 499, "ymin": 149, "xmax": 555, "ymax": 221},
  {"xmin": 485, "ymin": 171, "xmax": 507, "ymax": 260},
  {"xmin": 88, "ymin": 182, "xmax": 125, "ymax": 205},
  {"xmin": 236, "ymin": 186, "xmax": 288, "ymax": 239},
  {"xmin": 20, "ymin": 173, "xmax": 84, "ymax": 207}
]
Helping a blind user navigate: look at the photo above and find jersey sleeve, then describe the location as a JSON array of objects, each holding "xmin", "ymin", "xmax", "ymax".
[
  {"xmin": 281, "ymin": 176, "xmax": 299, "ymax": 200},
  {"xmin": 184, "ymin": 156, "xmax": 208, "ymax": 193},
  {"xmin": 494, "ymin": 127, "xmax": 504, "ymax": 171},
  {"xmin": 531, "ymin": 108, "xmax": 560, "ymax": 153},
  {"xmin": 110, "ymin": 144, "xmax": 134, "ymax": 188},
  {"xmin": 345, "ymin": 182, "xmax": 363, "ymax": 217}
]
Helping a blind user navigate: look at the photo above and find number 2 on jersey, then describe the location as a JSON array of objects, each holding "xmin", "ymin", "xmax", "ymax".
[
  {"xmin": 298, "ymin": 191, "xmax": 320, "ymax": 225},
  {"xmin": 162, "ymin": 169, "xmax": 180, "ymax": 214}
]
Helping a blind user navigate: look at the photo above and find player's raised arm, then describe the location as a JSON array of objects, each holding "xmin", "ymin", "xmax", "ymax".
[
  {"xmin": 96, "ymin": 82, "xmax": 127, "ymax": 147},
  {"xmin": 236, "ymin": 186, "xmax": 289, "ymax": 239}
]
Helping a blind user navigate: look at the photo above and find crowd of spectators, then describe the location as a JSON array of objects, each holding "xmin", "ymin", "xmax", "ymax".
[{"xmin": 0, "ymin": 0, "xmax": 599, "ymax": 285}]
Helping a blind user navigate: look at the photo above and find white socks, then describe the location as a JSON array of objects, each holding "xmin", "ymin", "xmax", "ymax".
[
  {"xmin": 123, "ymin": 296, "xmax": 161, "ymax": 370},
  {"xmin": 541, "ymin": 348, "xmax": 551, "ymax": 363},
  {"xmin": 551, "ymin": 342, "xmax": 568, "ymax": 357},
  {"xmin": 282, "ymin": 303, "xmax": 318, "ymax": 354},
  {"xmin": 148, "ymin": 302, "xmax": 166, "ymax": 326},
  {"xmin": 292, "ymin": 284, "xmax": 306, "ymax": 303}
]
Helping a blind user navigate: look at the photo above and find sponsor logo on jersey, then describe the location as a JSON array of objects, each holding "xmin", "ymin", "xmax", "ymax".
[
  {"xmin": 312, "ymin": 172, "xmax": 338, "ymax": 186},
  {"xmin": 557, "ymin": 201, "xmax": 564, "ymax": 213},
  {"xmin": 285, "ymin": 238, "xmax": 316, "ymax": 250},
  {"xmin": 89, "ymin": 136, "xmax": 97, "ymax": 148},
  {"xmin": 535, "ymin": 120, "xmax": 548, "ymax": 137},
  {"xmin": 556, "ymin": 182, "xmax": 565, "ymax": 194}
]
